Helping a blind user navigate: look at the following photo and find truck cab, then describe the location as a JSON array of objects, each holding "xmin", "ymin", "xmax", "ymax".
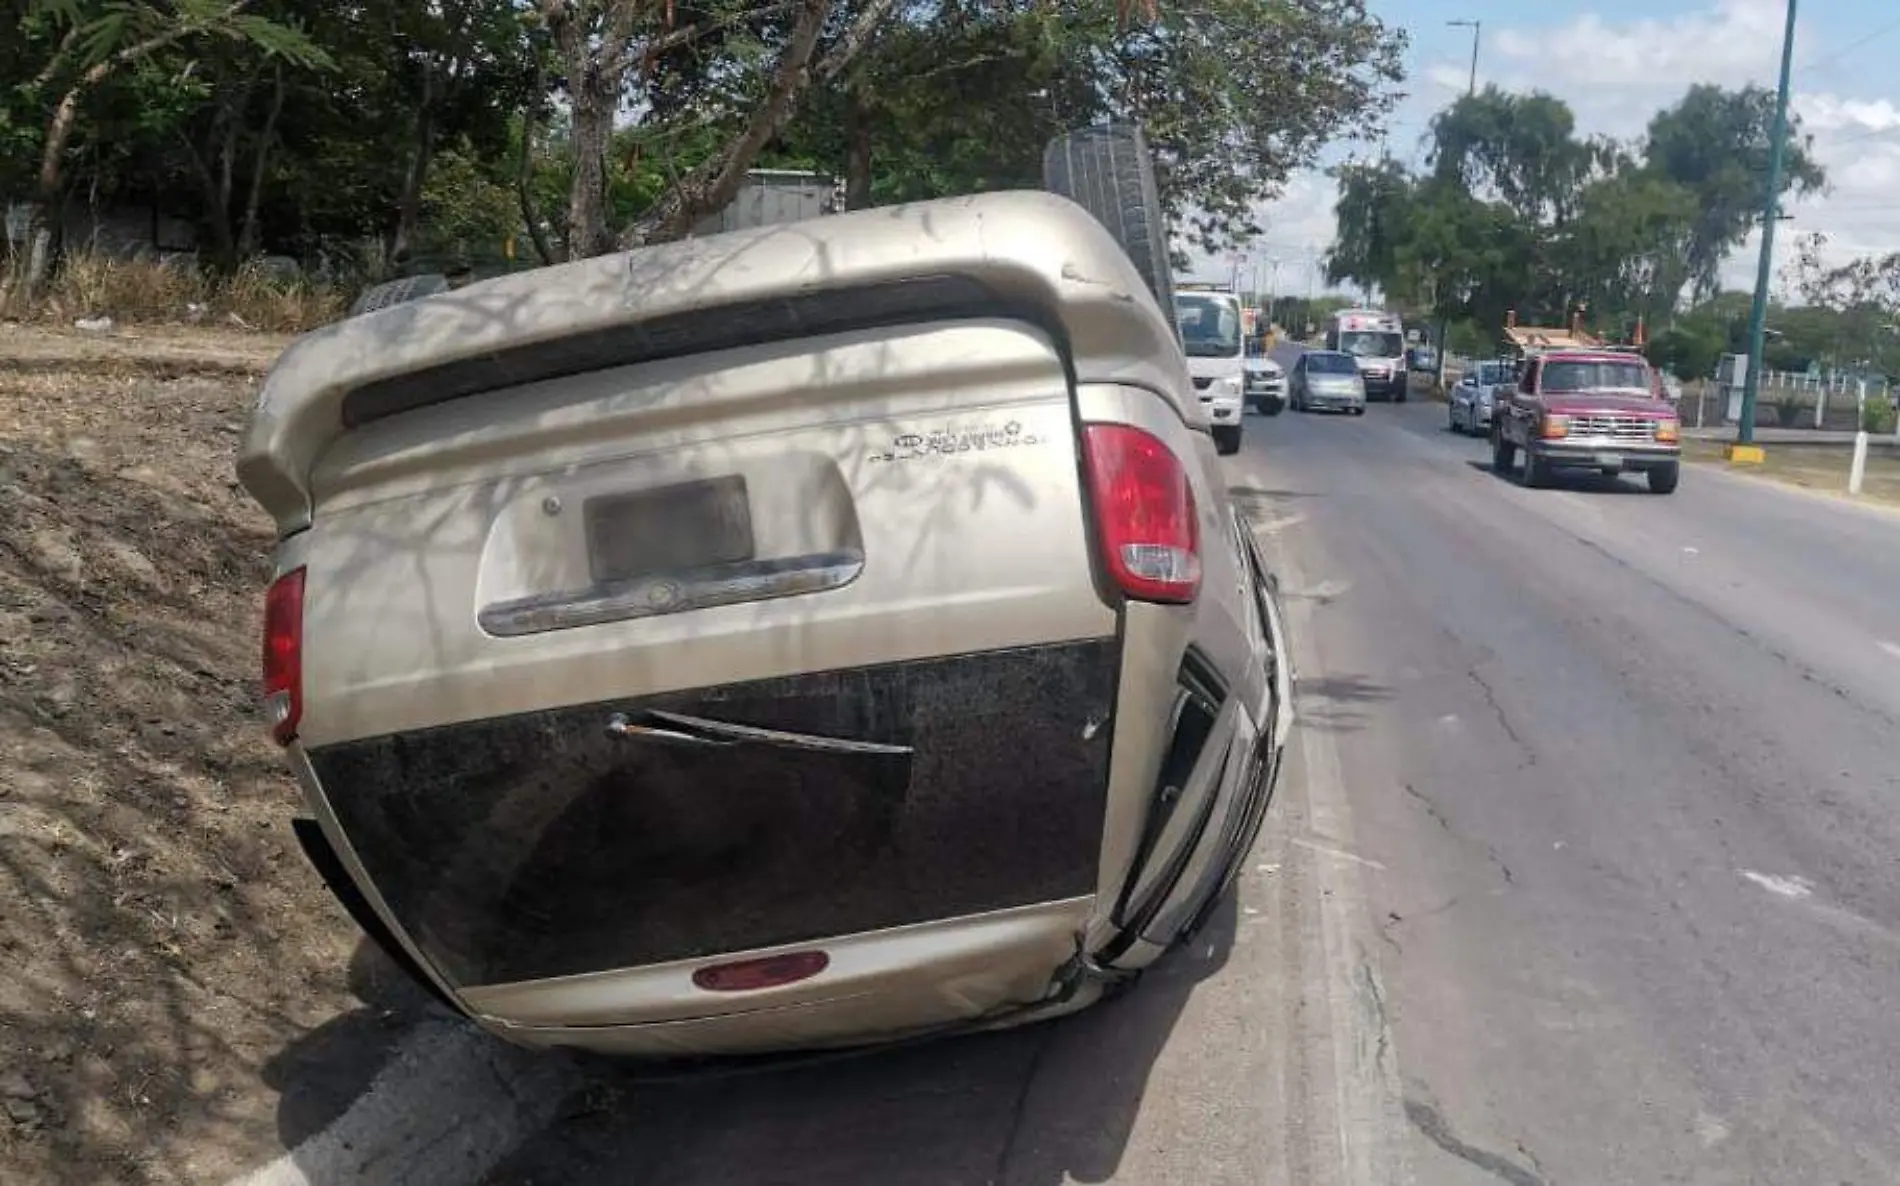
[
  {"xmin": 1490, "ymin": 348, "xmax": 1682, "ymax": 494},
  {"xmin": 1174, "ymin": 284, "xmax": 1246, "ymax": 455}
]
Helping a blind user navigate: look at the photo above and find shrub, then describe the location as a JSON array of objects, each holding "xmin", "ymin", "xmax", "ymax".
[
  {"xmin": 0, "ymin": 252, "xmax": 345, "ymax": 334},
  {"xmin": 1864, "ymin": 394, "xmax": 1898, "ymax": 435}
]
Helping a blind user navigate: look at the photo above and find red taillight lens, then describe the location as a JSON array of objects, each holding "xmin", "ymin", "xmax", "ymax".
[
  {"xmin": 692, "ymin": 951, "xmax": 830, "ymax": 993},
  {"xmin": 1082, "ymin": 423, "xmax": 1202, "ymax": 604},
  {"xmin": 263, "ymin": 567, "xmax": 305, "ymax": 745}
]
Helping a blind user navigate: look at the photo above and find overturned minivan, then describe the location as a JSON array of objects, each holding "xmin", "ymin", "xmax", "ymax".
[{"xmin": 239, "ymin": 126, "xmax": 1293, "ymax": 1060}]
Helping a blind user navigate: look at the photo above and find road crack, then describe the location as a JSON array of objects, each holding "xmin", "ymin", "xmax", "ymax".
[
  {"xmin": 1402, "ymin": 781, "xmax": 1452, "ymax": 832},
  {"xmin": 1404, "ymin": 1097, "xmax": 1547, "ymax": 1186},
  {"xmin": 1467, "ymin": 663, "xmax": 1538, "ymax": 767},
  {"xmin": 1354, "ymin": 941, "xmax": 1393, "ymax": 1078},
  {"xmin": 1403, "ymin": 783, "xmax": 1514, "ymax": 887}
]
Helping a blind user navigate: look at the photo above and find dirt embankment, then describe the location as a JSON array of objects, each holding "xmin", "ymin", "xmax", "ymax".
[{"xmin": 0, "ymin": 325, "xmax": 368, "ymax": 1183}]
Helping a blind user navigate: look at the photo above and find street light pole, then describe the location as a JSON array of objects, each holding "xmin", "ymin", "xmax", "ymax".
[
  {"xmin": 1735, "ymin": 0, "xmax": 1799, "ymax": 455},
  {"xmin": 1448, "ymin": 20, "xmax": 1481, "ymax": 95}
]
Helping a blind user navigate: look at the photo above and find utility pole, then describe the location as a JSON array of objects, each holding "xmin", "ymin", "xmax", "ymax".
[
  {"xmin": 1734, "ymin": 0, "xmax": 1798, "ymax": 459},
  {"xmin": 1448, "ymin": 20, "xmax": 1480, "ymax": 95}
]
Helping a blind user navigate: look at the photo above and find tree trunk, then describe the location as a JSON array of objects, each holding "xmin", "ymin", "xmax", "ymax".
[
  {"xmin": 181, "ymin": 98, "xmax": 242, "ymax": 274},
  {"xmin": 565, "ymin": 62, "xmax": 620, "ymax": 259},
  {"xmin": 844, "ymin": 88, "xmax": 873, "ymax": 210},
  {"xmin": 388, "ymin": 68, "xmax": 439, "ymax": 265},
  {"xmin": 517, "ymin": 64, "xmax": 558, "ymax": 266},
  {"xmin": 238, "ymin": 68, "xmax": 286, "ymax": 259}
]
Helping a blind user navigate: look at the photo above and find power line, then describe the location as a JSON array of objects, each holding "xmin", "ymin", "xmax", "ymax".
[
  {"xmin": 1794, "ymin": 14, "xmax": 1900, "ymax": 77},
  {"xmin": 1809, "ymin": 121, "xmax": 1900, "ymax": 149}
]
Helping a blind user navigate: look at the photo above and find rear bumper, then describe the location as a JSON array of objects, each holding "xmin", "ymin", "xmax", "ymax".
[
  {"xmin": 475, "ymin": 898, "xmax": 1097, "ymax": 1057},
  {"xmin": 1529, "ymin": 440, "xmax": 1680, "ymax": 469},
  {"xmin": 1304, "ymin": 391, "xmax": 1365, "ymax": 411}
]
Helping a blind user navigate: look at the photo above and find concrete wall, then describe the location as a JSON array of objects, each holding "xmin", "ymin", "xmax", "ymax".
[
  {"xmin": 692, "ymin": 171, "xmax": 842, "ymax": 237},
  {"xmin": 3, "ymin": 200, "xmax": 197, "ymax": 257}
]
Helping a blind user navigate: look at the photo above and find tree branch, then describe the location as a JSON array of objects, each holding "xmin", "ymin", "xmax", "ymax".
[
  {"xmin": 621, "ymin": 0, "xmax": 836, "ymax": 247},
  {"xmin": 37, "ymin": 0, "xmax": 254, "ymax": 202},
  {"xmin": 813, "ymin": 0, "xmax": 898, "ymax": 85}
]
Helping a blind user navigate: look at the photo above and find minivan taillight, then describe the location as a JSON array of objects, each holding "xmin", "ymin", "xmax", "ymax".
[
  {"xmin": 1082, "ymin": 423, "xmax": 1202, "ymax": 604},
  {"xmin": 263, "ymin": 567, "xmax": 305, "ymax": 745}
]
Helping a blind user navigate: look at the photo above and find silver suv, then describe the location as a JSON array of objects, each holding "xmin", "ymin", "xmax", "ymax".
[{"xmin": 239, "ymin": 127, "xmax": 1292, "ymax": 1061}]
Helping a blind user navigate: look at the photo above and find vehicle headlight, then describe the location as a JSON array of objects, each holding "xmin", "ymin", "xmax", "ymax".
[
  {"xmin": 1655, "ymin": 418, "xmax": 1679, "ymax": 443},
  {"xmin": 1540, "ymin": 414, "xmax": 1570, "ymax": 440},
  {"xmin": 1212, "ymin": 377, "xmax": 1241, "ymax": 397}
]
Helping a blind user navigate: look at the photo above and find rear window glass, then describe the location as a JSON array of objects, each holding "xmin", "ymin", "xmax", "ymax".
[
  {"xmin": 1306, "ymin": 353, "xmax": 1358, "ymax": 375},
  {"xmin": 1542, "ymin": 360, "xmax": 1650, "ymax": 393}
]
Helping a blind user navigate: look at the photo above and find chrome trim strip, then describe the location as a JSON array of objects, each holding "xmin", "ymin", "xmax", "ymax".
[{"xmin": 479, "ymin": 549, "xmax": 864, "ymax": 637}]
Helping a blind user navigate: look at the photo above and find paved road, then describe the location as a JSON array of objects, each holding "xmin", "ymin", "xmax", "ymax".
[
  {"xmin": 1238, "ymin": 397, "xmax": 1900, "ymax": 1184},
  {"xmin": 235, "ymin": 395, "xmax": 1900, "ymax": 1186}
]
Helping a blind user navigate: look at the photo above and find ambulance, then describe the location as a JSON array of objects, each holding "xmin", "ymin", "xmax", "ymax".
[{"xmin": 1325, "ymin": 308, "xmax": 1408, "ymax": 402}]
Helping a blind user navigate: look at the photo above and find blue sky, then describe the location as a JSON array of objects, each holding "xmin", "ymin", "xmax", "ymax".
[{"xmin": 1183, "ymin": 0, "xmax": 1900, "ymax": 299}]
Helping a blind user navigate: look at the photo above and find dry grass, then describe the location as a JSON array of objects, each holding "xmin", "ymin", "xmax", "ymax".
[
  {"xmin": 1679, "ymin": 438, "xmax": 1900, "ymax": 508},
  {"xmin": 1, "ymin": 254, "xmax": 344, "ymax": 335}
]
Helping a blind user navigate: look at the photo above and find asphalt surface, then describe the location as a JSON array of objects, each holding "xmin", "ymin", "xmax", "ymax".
[
  {"xmin": 236, "ymin": 387, "xmax": 1900, "ymax": 1186},
  {"xmin": 1240, "ymin": 391, "xmax": 1900, "ymax": 1184}
]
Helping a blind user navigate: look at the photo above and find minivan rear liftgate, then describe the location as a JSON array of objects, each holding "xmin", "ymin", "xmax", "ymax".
[{"xmin": 269, "ymin": 309, "xmax": 1134, "ymax": 1013}]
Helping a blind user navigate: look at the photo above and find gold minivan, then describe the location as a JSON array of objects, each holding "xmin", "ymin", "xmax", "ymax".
[{"xmin": 240, "ymin": 127, "xmax": 1293, "ymax": 1060}]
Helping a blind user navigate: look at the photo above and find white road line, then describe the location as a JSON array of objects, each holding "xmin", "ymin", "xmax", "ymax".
[
  {"xmin": 227, "ymin": 1016, "xmax": 579, "ymax": 1186},
  {"xmin": 1290, "ymin": 836, "xmax": 1389, "ymax": 871},
  {"xmin": 1741, "ymin": 870, "xmax": 1814, "ymax": 900},
  {"xmin": 1251, "ymin": 465, "xmax": 1410, "ymax": 1186}
]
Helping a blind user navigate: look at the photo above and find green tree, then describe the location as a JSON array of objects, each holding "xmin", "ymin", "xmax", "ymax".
[
  {"xmin": 1643, "ymin": 83, "xmax": 1824, "ymax": 301},
  {"xmin": 774, "ymin": 0, "xmax": 1407, "ymax": 259},
  {"xmin": 24, "ymin": 0, "xmax": 330, "ymax": 214},
  {"xmin": 1328, "ymin": 84, "xmax": 1829, "ymax": 348}
]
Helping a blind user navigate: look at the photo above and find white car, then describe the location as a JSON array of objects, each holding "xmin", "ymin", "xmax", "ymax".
[{"xmin": 1290, "ymin": 350, "xmax": 1368, "ymax": 414}]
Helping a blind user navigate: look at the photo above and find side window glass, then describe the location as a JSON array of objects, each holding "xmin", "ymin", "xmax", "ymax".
[{"xmin": 1520, "ymin": 362, "xmax": 1537, "ymax": 394}]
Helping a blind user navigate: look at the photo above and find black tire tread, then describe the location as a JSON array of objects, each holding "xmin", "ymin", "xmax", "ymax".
[
  {"xmin": 349, "ymin": 272, "xmax": 451, "ymax": 317},
  {"xmin": 1042, "ymin": 124, "xmax": 1177, "ymax": 319}
]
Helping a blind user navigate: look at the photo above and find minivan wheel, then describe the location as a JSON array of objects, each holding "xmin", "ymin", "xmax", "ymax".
[
  {"xmin": 1042, "ymin": 124, "xmax": 1175, "ymax": 315},
  {"xmin": 1214, "ymin": 425, "xmax": 1242, "ymax": 455}
]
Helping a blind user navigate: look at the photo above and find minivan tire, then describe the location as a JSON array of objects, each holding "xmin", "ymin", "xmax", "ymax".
[
  {"xmin": 1214, "ymin": 425, "xmax": 1242, "ymax": 455},
  {"xmin": 1042, "ymin": 124, "xmax": 1177, "ymax": 319},
  {"xmin": 349, "ymin": 272, "xmax": 451, "ymax": 317}
]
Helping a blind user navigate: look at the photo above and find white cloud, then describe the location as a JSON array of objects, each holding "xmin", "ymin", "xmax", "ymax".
[
  {"xmin": 1490, "ymin": 0, "xmax": 1792, "ymax": 97},
  {"xmin": 1200, "ymin": 0, "xmax": 1900, "ymax": 302}
]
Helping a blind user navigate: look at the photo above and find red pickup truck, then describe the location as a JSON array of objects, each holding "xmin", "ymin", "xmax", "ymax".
[{"xmin": 1490, "ymin": 349, "xmax": 1681, "ymax": 494}]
